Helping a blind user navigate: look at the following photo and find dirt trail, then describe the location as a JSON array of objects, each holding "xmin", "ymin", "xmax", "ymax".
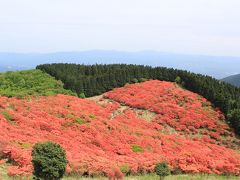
[{"xmin": 88, "ymin": 95, "xmax": 157, "ymax": 121}]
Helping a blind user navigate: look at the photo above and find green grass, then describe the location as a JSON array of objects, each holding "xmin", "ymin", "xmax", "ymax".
[
  {"xmin": 89, "ymin": 114, "xmax": 96, "ymax": 119},
  {"xmin": 0, "ymin": 166, "xmax": 239, "ymax": 180},
  {"xmin": 75, "ymin": 117, "xmax": 86, "ymax": 124},
  {"xmin": 131, "ymin": 144, "xmax": 144, "ymax": 153},
  {"xmin": 0, "ymin": 70, "xmax": 76, "ymax": 98},
  {"xmin": 63, "ymin": 174, "xmax": 239, "ymax": 180},
  {"xmin": 0, "ymin": 163, "xmax": 9, "ymax": 180},
  {"xmin": 1, "ymin": 111, "xmax": 14, "ymax": 122},
  {"xmin": 119, "ymin": 163, "xmax": 131, "ymax": 175}
]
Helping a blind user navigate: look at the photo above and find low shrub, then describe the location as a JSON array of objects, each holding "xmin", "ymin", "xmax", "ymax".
[
  {"xmin": 154, "ymin": 162, "xmax": 170, "ymax": 180},
  {"xmin": 32, "ymin": 141, "xmax": 67, "ymax": 180},
  {"xmin": 131, "ymin": 145, "xmax": 144, "ymax": 153}
]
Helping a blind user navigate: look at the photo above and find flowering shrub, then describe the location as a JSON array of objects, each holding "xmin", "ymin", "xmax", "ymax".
[
  {"xmin": 105, "ymin": 80, "xmax": 238, "ymax": 148},
  {"xmin": 0, "ymin": 81, "xmax": 239, "ymax": 178}
]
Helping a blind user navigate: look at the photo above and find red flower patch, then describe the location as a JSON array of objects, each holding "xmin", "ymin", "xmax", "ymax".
[{"xmin": 0, "ymin": 81, "xmax": 239, "ymax": 177}]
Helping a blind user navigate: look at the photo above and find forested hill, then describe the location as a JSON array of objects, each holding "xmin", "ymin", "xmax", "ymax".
[
  {"xmin": 37, "ymin": 63, "xmax": 240, "ymax": 135},
  {"xmin": 222, "ymin": 74, "xmax": 240, "ymax": 87},
  {"xmin": 0, "ymin": 70, "xmax": 76, "ymax": 98}
]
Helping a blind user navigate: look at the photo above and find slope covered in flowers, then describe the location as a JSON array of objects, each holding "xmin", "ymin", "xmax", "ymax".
[
  {"xmin": 0, "ymin": 80, "xmax": 239, "ymax": 179},
  {"xmin": 105, "ymin": 80, "xmax": 239, "ymax": 149}
]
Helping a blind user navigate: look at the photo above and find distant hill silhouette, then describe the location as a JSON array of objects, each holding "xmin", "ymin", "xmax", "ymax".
[
  {"xmin": 0, "ymin": 65, "xmax": 28, "ymax": 72},
  {"xmin": 0, "ymin": 50, "xmax": 240, "ymax": 78},
  {"xmin": 222, "ymin": 74, "xmax": 240, "ymax": 87}
]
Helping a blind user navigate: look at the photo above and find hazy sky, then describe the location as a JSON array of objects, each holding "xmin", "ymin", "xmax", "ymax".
[{"xmin": 0, "ymin": 0, "xmax": 240, "ymax": 56}]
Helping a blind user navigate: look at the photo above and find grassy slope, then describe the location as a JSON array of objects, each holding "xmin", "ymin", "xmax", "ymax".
[{"xmin": 0, "ymin": 70, "xmax": 76, "ymax": 97}]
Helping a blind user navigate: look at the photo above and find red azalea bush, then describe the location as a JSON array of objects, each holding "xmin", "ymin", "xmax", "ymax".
[
  {"xmin": 105, "ymin": 80, "xmax": 237, "ymax": 147},
  {"xmin": 0, "ymin": 80, "xmax": 239, "ymax": 178}
]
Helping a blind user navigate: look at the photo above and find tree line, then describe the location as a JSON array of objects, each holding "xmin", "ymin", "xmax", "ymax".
[{"xmin": 36, "ymin": 63, "xmax": 240, "ymax": 135}]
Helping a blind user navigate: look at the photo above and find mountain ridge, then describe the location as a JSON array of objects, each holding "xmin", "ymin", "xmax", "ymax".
[{"xmin": 222, "ymin": 74, "xmax": 240, "ymax": 87}]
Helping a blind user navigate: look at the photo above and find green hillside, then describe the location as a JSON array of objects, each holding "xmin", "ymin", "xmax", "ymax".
[
  {"xmin": 0, "ymin": 70, "xmax": 76, "ymax": 98},
  {"xmin": 222, "ymin": 74, "xmax": 240, "ymax": 87}
]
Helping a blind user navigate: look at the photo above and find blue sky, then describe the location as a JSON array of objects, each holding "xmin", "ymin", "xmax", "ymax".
[{"xmin": 0, "ymin": 0, "xmax": 240, "ymax": 56}]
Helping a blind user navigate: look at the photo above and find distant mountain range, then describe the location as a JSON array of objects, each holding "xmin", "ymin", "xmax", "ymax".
[
  {"xmin": 0, "ymin": 50, "xmax": 240, "ymax": 79},
  {"xmin": 222, "ymin": 74, "xmax": 240, "ymax": 87},
  {"xmin": 0, "ymin": 65, "xmax": 28, "ymax": 72}
]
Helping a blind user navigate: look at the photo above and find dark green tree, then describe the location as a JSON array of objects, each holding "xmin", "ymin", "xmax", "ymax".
[
  {"xmin": 32, "ymin": 141, "xmax": 68, "ymax": 180},
  {"xmin": 174, "ymin": 76, "xmax": 181, "ymax": 84},
  {"xmin": 227, "ymin": 109, "xmax": 240, "ymax": 133},
  {"xmin": 79, "ymin": 92, "xmax": 86, "ymax": 99},
  {"xmin": 154, "ymin": 162, "xmax": 170, "ymax": 180}
]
